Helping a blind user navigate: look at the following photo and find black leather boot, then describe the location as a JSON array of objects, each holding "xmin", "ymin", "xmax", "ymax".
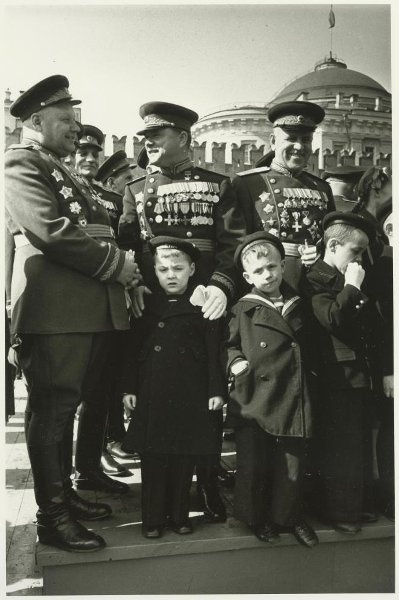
[
  {"xmin": 196, "ymin": 465, "xmax": 226, "ymax": 523},
  {"xmin": 37, "ymin": 510, "xmax": 105, "ymax": 552},
  {"xmin": 29, "ymin": 444, "xmax": 106, "ymax": 552},
  {"xmin": 64, "ymin": 487, "xmax": 112, "ymax": 521},
  {"xmin": 100, "ymin": 450, "xmax": 131, "ymax": 477}
]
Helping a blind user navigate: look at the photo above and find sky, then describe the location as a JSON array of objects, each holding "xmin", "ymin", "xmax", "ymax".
[{"xmin": 2, "ymin": 1, "xmax": 392, "ymax": 152}]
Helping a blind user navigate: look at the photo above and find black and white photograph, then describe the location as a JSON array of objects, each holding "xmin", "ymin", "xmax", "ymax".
[{"xmin": 4, "ymin": 1, "xmax": 394, "ymax": 595}]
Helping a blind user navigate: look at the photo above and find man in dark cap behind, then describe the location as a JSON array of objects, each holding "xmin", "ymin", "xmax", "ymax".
[
  {"xmin": 97, "ymin": 150, "xmax": 136, "ymax": 195},
  {"xmin": 233, "ymin": 101, "xmax": 336, "ymax": 292},
  {"xmin": 71, "ymin": 126, "xmax": 135, "ymax": 489},
  {"xmin": 322, "ymin": 165, "xmax": 366, "ymax": 212},
  {"xmin": 119, "ymin": 101, "xmax": 245, "ymax": 522},
  {"xmin": 5, "ymin": 75, "xmax": 140, "ymax": 552}
]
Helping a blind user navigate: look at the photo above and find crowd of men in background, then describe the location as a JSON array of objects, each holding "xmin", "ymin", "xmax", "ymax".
[{"xmin": 5, "ymin": 75, "xmax": 393, "ymax": 552}]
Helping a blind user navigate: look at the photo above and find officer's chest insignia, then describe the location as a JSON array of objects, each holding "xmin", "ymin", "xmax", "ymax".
[
  {"xmin": 263, "ymin": 203, "xmax": 274, "ymax": 214},
  {"xmin": 259, "ymin": 191, "xmax": 271, "ymax": 203},
  {"xmin": 135, "ymin": 192, "xmax": 144, "ymax": 214},
  {"xmin": 78, "ymin": 214, "xmax": 88, "ymax": 227},
  {"xmin": 59, "ymin": 186, "xmax": 73, "ymax": 200},
  {"xmin": 69, "ymin": 201, "xmax": 82, "ymax": 214},
  {"xmin": 51, "ymin": 169, "xmax": 63, "ymax": 182}
]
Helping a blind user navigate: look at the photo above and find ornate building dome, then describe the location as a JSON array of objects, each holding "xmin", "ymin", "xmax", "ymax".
[{"xmin": 190, "ymin": 55, "xmax": 391, "ymax": 176}]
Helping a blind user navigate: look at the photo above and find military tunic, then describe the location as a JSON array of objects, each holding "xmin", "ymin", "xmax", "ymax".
[
  {"xmin": 232, "ymin": 164, "xmax": 336, "ymax": 290},
  {"xmin": 119, "ymin": 159, "xmax": 243, "ymax": 301},
  {"xmin": 5, "ymin": 141, "xmax": 129, "ymax": 336},
  {"xmin": 5, "ymin": 139, "xmax": 129, "ymax": 457}
]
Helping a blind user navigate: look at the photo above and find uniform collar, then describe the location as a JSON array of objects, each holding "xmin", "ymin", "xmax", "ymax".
[
  {"xmin": 270, "ymin": 159, "xmax": 304, "ymax": 178},
  {"xmin": 161, "ymin": 157, "xmax": 192, "ymax": 177},
  {"xmin": 22, "ymin": 128, "xmax": 62, "ymax": 162}
]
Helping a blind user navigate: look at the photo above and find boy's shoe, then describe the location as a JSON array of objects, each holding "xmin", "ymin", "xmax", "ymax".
[
  {"xmin": 291, "ymin": 520, "xmax": 319, "ymax": 548},
  {"xmin": 142, "ymin": 525, "xmax": 163, "ymax": 539},
  {"xmin": 169, "ymin": 519, "xmax": 193, "ymax": 535},
  {"xmin": 253, "ymin": 523, "xmax": 280, "ymax": 544},
  {"xmin": 361, "ymin": 511, "xmax": 378, "ymax": 523},
  {"xmin": 332, "ymin": 520, "xmax": 361, "ymax": 534}
]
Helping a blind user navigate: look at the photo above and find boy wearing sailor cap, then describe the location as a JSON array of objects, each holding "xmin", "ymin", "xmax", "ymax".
[
  {"xmin": 120, "ymin": 236, "xmax": 226, "ymax": 539},
  {"xmin": 223, "ymin": 231, "xmax": 319, "ymax": 548}
]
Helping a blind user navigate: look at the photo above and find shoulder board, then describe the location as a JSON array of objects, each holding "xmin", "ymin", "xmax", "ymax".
[
  {"xmin": 236, "ymin": 166, "xmax": 270, "ymax": 177},
  {"xmin": 7, "ymin": 143, "xmax": 38, "ymax": 151},
  {"xmin": 127, "ymin": 174, "xmax": 147, "ymax": 187}
]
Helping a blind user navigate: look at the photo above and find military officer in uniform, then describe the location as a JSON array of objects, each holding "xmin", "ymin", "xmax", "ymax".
[
  {"xmin": 322, "ymin": 165, "xmax": 366, "ymax": 212},
  {"xmin": 119, "ymin": 101, "xmax": 244, "ymax": 521},
  {"xmin": 96, "ymin": 150, "xmax": 137, "ymax": 195},
  {"xmin": 5, "ymin": 75, "xmax": 140, "ymax": 551},
  {"xmin": 232, "ymin": 101, "xmax": 336, "ymax": 292},
  {"xmin": 72, "ymin": 126, "xmax": 133, "ymax": 487},
  {"xmin": 95, "ymin": 151, "xmax": 139, "ymax": 466}
]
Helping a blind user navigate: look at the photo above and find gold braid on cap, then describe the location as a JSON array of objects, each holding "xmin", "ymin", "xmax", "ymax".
[
  {"xmin": 273, "ymin": 115, "xmax": 316, "ymax": 128},
  {"xmin": 40, "ymin": 88, "xmax": 73, "ymax": 107}
]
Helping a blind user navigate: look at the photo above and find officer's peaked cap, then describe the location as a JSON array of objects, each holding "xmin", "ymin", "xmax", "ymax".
[
  {"xmin": 234, "ymin": 231, "xmax": 285, "ymax": 268},
  {"xmin": 10, "ymin": 75, "xmax": 81, "ymax": 121},
  {"xmin": 149, "ymin": 236, "xmax": 201, "ymax": 263},
  {"xmin": 97, "ymin": 150, "xmax": 136, "ymax": 182},
  {"xmin": 137, "ymin": 102, "xmax": 199, "ymax": 135},
  {"xmin": 268, "ymin": 101, "xmax": 325, "ymax": 131},
  {"xmin": 322, "ymin": 211, "xmax": 376, "ymax": 241},
  {"xmin": 76, "ymin": 124, "xmax": 104, "ymax": 151}
]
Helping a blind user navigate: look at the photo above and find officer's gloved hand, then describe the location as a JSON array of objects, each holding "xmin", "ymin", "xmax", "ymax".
[
  {"xmin": 383, "ymin": 375, "xmax": 394, "ymax": 398},
  {"xmin": 130, "ymin": 285, "xmax": 152, "ymax": 318},
  {"xmin": 202, "ymin": 286, "xmax": 227, "ymax": 320},
  {"xmin": 116, "ymin": 251, "xmax": 142, "ymax": 287},
  {"xmin": 208, "ymin": 396, "xmax": 224, "ymax": 410},
  {"xmin": 122, "ymin": 393, "xmax": 137, "ymax": 416},
  {"xmin": 298, "ymin": 243, "xmax": 319, "ymax": 266}
]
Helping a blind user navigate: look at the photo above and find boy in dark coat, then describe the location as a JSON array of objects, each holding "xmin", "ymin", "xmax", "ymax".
[
  {"xmin": 304, "ymin": 211, "xmax": 384, "ymax": 533},
  {"xmin": 121, "ymin": 236, "xmax": 225, "ymax": 539},
  {"xmin": 223, "ymin": 231, "xmax": 318, "ymax": 548}
]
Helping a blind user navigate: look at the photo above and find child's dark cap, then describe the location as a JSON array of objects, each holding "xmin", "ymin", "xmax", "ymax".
[
  {"xmin": 322, "ymin": 211, "xmax": 376, "ymax": 240},
  {"xmin": 148, "ymin": 235, "xmax": 201, "ymax": 262},
  {"xmin": 234, "ymin": 231, "xmax": 285, "ymax": 268}
]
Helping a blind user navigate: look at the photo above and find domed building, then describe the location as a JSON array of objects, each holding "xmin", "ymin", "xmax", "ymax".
[{"xmin": 191, "ymin": 55, "xmax": 392, "ymax": 176}]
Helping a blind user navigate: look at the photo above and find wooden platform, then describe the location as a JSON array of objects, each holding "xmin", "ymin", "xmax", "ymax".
[{"xmin": 37, "ymin": 506, "xmax": 394, "ymax": 595}]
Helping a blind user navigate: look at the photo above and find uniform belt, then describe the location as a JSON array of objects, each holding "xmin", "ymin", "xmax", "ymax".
[
  {"xmin": 14, "ymin": 224, "xmax": 114, "ymax": 249},
  {"xmin": 143, "ymin": 238, "xmax": 215, "ymax": 253},
  {"xmin": 282, "ymin": 242, "xmax": 301, "ymax": 257}
]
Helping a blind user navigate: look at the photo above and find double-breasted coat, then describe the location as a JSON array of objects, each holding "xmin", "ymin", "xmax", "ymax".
[
  {"xmin": 223, "ymin": 284, "xmax": 315, "ymax": 438},
  {"xmin": 5, "ymin": 140, "xmax": 129, "ymax": 336},
  {"xmin": 121, "ymin": 290, "xmax": 226, "ymax": 455},
  {"xmin": 118, "ymin": 158, "xmax": 244, "ymax": 301}
]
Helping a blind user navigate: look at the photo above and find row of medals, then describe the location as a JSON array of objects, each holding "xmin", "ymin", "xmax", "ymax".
[
  {"xmin": 151, "ymin": 182, "xmax": 220, "ymax": 226},
  {"xmin": 262, "ymin": 188, "xmax": 329, "ymax": 233}
]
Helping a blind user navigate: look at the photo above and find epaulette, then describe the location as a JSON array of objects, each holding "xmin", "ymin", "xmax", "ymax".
[
  {"xmin": 7, "ymin": 143, "xmax": 38, "ymax": 151},
  {"xmin": 127, "ymin": 174, "xmax": 147, "ymax": 187},
  {"xmin": 236, "ymin": 166, "xmax": 271, "ymax": 177}
]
